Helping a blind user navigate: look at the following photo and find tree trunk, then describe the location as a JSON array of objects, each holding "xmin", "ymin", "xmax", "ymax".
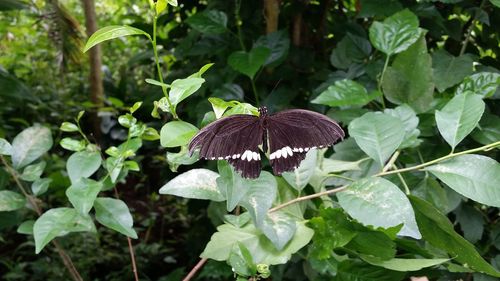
[
  {"xmin": 264, "ymin": 0, "xmax": 280, "ymax": 34},
  {"xmin": 81, "ymin": 0, "xmax": 103, "ymax": 141}
]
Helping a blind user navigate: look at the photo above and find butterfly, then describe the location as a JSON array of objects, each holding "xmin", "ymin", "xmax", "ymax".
[{"xmin": 188, "ymin": 106, "xmax": 345, "ymax": 179}]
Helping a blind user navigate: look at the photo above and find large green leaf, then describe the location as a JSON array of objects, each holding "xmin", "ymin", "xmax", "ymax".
[
  {"xmin": 369, "ymin": 9, "xmax": 422, "ymax": 55},
  {"xmin": 94, "ymin": 197, "xmax": 137, "ymax": 238},
  {"xmin": 217, "ymin": 161, "xmax": 248, "ymax": 212},
  {"xmin": 425, "ymin": 154, "xmax": 500, "ymax": 207},
  {"xmin": 169, "ymin": 77, "xmax": 205, "ymax": 108},
  {"xmin": 65, "ymin": 178, "xmax": 102, "ymax": 215},
  {"xmin": 159, "ymin": 168, "xmax": 224, "ymax": 201},
  {"xmin": 384, "ymin": 105, "xmax": 421, "ymax": 148},
  {"xmin": 336, "ymin": 260, "xmax": 406, "ymax": 281},
  {"xmin": 11, "ymin": 126, "xmax": 53, "ymax": 170},
  {"xmin": 83, "ymin": 25, "xmax": 150, "ymax": 52},
  {"xmin": 238, "ymin": 171, "xmax": 277, "ymax": 227},
  {"xmin": 311, "ymin": 79, "xmax": 381, "ymax": 107},
  {"xmin": 254, "ymin": 30, "xmax": 290, "ymax": 67},
  {"xmin": 348, "ymin": 112, "xmax": 405, "ymax": 166},
  {"xmin": 282, "ymin": 150, "xmax": 317, "ymax": 191},
  {"xmin": 66, "ymin": 151, "xmax": 102, "ymax": 183},
  {"xmin": 0, "ymin": 138, "xmax": 12, "ymax": 155},
  {"xmin": 472, "ymin": 113, "xmax": 500, "ymax": 145},
  {"xmin": 160, "ymin": 121, "xmax": 199, "ymax": 148},
  {"xmin": 382, "ymin": 36, "xmax": 434, "ymax": 113},
  {"xmin": 34, "ymin": 208, "xmax": 95, "ymax": 253},
  {"xmin": 201, "ymin": 221, "xmax": 314, "ymax": 265},
  {"xmin": 260, "ymin": 211, "xmax": 297, "ymax": 251},
  {"xmin": 435, "ymin": 94, "xmax": 485, "ymax": 149},
  {"xmin": 228, "ymin": 47, "xmax": 271, "ymax": 79},
  {"xmin": 330, "ymin": 33, "xmax": 371, "ymax": 69},
  {"xmin": 186, "ymin": 10, "xmax": 228, "ymax": 34},
  {"xmin": 337, "ymin": 177, "xmax": 421, "ymax": 239},
  {"xmin": 410, "ymin": 196, "xmax": 500, "ymax": 277},
  {"xmin": 361, "ymin": 256, "xmax": 449, "ymax": 271},
  {"xmin": 0, "ymin": 190, "xmax": 26, "ymax": 211},
  {"xmin": 432, "ymin": 50, "xmax": 474, "ymax": 92},
  {"xmin": 456, "ymin": 72, "xmax": 500, "ymax": 98}
]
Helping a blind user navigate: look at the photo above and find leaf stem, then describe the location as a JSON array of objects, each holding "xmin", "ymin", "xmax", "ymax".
[
  {"xmin": 392, "ymin": 164, "xmax": 410, "ymax": 195},
  {"xmin": 382, "ymin": 150, "xmax": 400, "ymax": 173},
  {"xmin": 235, "ymin": 0, "xmax": 246, "ymax": 51},
  {"xmin": 377, "ymin": 55, "xmax": 390, "ymax": 109},
  {"xmin": 268, "ymin": 185, "xmax": 348, "ymax": 213},
  {"xmin": 250, "ymin": 78, "xmax": 260, "ymax": 106}
]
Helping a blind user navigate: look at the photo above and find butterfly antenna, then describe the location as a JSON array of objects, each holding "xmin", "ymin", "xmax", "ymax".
[{"xmin": 269, "ymin": 79, "xmax": 283, "ymax": 96}]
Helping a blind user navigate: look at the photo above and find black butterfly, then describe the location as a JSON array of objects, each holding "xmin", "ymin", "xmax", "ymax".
[{"xmin": 188, "ymin": 106, "xmax": 345, "ymax": 179}]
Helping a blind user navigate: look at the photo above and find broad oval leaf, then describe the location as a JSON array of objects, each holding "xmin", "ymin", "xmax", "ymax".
[
  {"xmin": 369, "ymin": 9, "xmax": 422, "ymax": 55},
  {"xmin": 337, "ymin": 177, "xmax": 421, "ymax": 239},
  {"xmin": 11, "ymin": 126, "xmax": 53, "ymax": 170},
  {"xmin": 160, "ymin": 121, "xmax": 199, "ymax": 148},
  {"xmin": 424, "ymin": 154, "xmax": 500, "ymax": 207},
  {"xmin": 83, "ymin": 25, "xmax": 150, "ymax": 53},
  {"xmin": 31, "ymin": 178, "xmax": 52, "ymax": 196},
  {"xmin": 17, "ymin": 220, "xmax": 35, "ymax": 235},
  {"xmin": 432, "ymin": 50, "xmax": 474, "ymax": 92},
  {"xmin": 260, "ymin": 212, "xmax": 297, "ymax": 251},
  {"xmin": 238, "ymin": 171, "xmax": 277, "ymax": 227},
  {"xmin": 348, "ymin": 112, "xmax": 405, "ymax": 166},
  {"xmin": 0, "ymin": 138, "xmax": 12, "ymax": 155},
  {"xmin": 384, "ymin": 104, "xmax": 421, "ymax": 148},
  {"xmin": 311, "ymin": 79, "xmax": 381, "ymax": 107},
  {"xmin": 0, "ymin": 190, "xmax": 26, "ymax": 211},
  {"xmin": 435, "ymin": 94, "xmax": 485, "ymax": 149},
  {"xmin": 169, "ymin": 77, "xmax": 205, "ymax": 107},
  {"xmin": 60, "ymin": 138, "xmax": 85, "ymax": 152},
  {"xmin": 456, "ymin": 72, "xmax": 500, "ymax": 98},
  {"xmin": 254, "ymin": 30, "xmax": 290, "ymax": 67},
  {"xmin": 20, "ymin": 161, "xmax": 46, "ymax": 182},
  {"xmin": 228, "ymin": 47, "xmax": 271, "ymax": 79},
  {"xmin": 34, "ymin": 208, "xmax": 95, "ymax": 253},
  {"xmin": 66, "ymin": 151, "xmax": 102, "ymax": 183},
  {"xmin": 472, "ymin": 113, "xmax": 500, "ymax": 145},
  {"xmin": 159, "ymin": 168, "xmax": 224, "ymax": 201},
  {"xmin": 94, "ymin": 197, "xmax": 137, "ymax": 238},
  {"xmin": 282, "ymin": 149, "xmax": 317, "ymax": 191},
  {"xmin": 66, "ymin": 178, "xmax": 102, "ymax": 214},
  {"xmin": 186, "ymin": 10, "xmax": 228, "ymax": 34}
]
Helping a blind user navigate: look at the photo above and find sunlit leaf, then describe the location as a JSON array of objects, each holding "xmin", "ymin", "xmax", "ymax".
[
  {"xmin": 0, "ymin": 190, "xmax": 26, "ymax": 211},
  {"xmin": 66, "ymin": 178, "xmax": 102, "ymax": 215},
  {"xmin": 456, "ymin": 72, "xmax": 500, "ymax": 98},
  {"xmin": 83, "ymin": 25, "xmax": 150, "ymax": 53},
  {"xmin": 432, "ymin": 50, "xmax": 473, "ymax": 92},
  {"xmin": 160, "ymin": 121, "xmax": 199, "ymax": 148},
  {"xmin": 228, "ymin": 47, "xmax": 271, "ymax": 79},
  {"xmin": 11, "ymin": 126, "xmax": 53, "ymax": 169},
  {"xmin": 312, "ymin": 79, "xmax": 381, "ymax": 107},
  {"xmin": 159, "ymin": 168, "xmax": 224, "ymax": 201},
  {"xmin": 94, "ymin": 197, "xmax": 137, "ymax": 238},
  {"xmin": 66, "ymin": 151, "xmax": 101, "ymax": 183}
]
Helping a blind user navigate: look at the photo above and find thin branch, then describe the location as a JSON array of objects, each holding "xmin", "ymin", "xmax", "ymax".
[
  {"xmin": 182, "ymin": 258, "xmax": 208, "ymax": 281},
  {"xmin": 459, "ymin": 0, "xmax": 487, "ymax": 56},
  {"xmin": 382, "ymin": 150, "xmax": 400, "ymax": 173},
  {"xmin": 127, "ymin": 238, "xmax": 140, "ymax": 281},
  {"xmin": 392, "ymin": 164, "xmax": 410, "ymax": 195},
  {"xmin": 269, "ymin": 185, "xmax": 348, "ymax": 213}
]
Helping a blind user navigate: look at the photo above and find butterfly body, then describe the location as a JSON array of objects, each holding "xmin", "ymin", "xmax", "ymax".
[{"xmin": 188, "ymin": 106, "xmax": 344, "ymax": 179}]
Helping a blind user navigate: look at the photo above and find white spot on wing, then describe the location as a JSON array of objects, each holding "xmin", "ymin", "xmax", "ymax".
[
  {"xmin": 286, "ymin": 146, "xmax": 293, "ymax": 156},
  {"xmin": 276, "ymin": 149, "xmax": 282, "ymax": 159}
]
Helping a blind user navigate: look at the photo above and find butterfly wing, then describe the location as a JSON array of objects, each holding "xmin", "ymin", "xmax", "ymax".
[
  {"xmin": 266, "ymin": 109, "xmax": 344, "ymax": 175},
  {"xmin": 188, "ymin": 114, "xmax": 264, "ymax": 178}
]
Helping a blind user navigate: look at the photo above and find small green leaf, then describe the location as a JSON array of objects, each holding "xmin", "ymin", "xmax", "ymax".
[
  {"xmin": 0, "ymin": 190, "xmax": 26, "ymax": 211},
  {"xmin": 105, "ymin": 157, "xmax": 123, "ymax": 183},
  {"xmin": 145, "ymin": 78, "xmax": 170, "ymax": 88},
  {"xmin": 159, "ymin": 168, "xmax": 224, "ymax": 201},
  {"xmin": 432, "ymin": 50, "xmax": 474, "ymax": 92},
  {"xmin": 208, "ymin": 97, "xmax": 233, "ymax": 119},
  {"xmin": 129, "ymin": 123, "xmax": 146, "ymax": 138},
  {"xmin": 254, "ymin": 30, "xmax": 290, "ymax": 67},
  {"xmin": 260, "ymin": 212, "xmax": 297, "ymax": 251},
  {"xmin": 330, "ymin": 33, "xmax": 371, "ymax": 69},
  {"xmin": 425, "ymin": 154, "xmax": 500, "ymax": 208},
  {"xmin": 34, "ymin": 208, "xmax": 95, "ymax": 253},
  {"xmin": 17, "ymin": 220, "xmax": 35, "ymax": 235},
  {"xmin": 0, "ymin": 138, "xmax": 12, "ymax": 156},
  {"xmin": 60, "ymin": 138, "xmax": 86, "ymax": 152},
  {"xmin": 124, "ymin": 161, "xmax": 139, "ymax": 171},
  {"xmin": 66, "ymin": 151, "xmax": 102, "ymax": 183},
  {"xmin": 129, "ymin": 102, "xmax": 142, "ymax": 114},
  {"xmin": 77, "ymin": 111, "xmax": 85, "ymax": 121},
  {"xmin": 166, "ymin": 146, "xmax": 199, "ymax": 172},
  {"xmin": 228, "ymin": 47, "xmax": 271, "ymax": 79},
  {"xmin": 369, "ymin": 9, "xmax": 422, "ymax": 55},
  {"xmin": 384, "ymin": 104, "xmax": 421, "ymax": 148},
  {"xmin": 435, "ymin": 94, "xmax": 485, "ymax": 149},
  {"xmin": 60, "ymin": 122, "xmax": 79, "ymax": 132},
  {"xmin": 237, "ymin": 172, "xmax": 278, "ymax": 227},
  {"xmin": 83, "ymin": 25, "xmax": 150, "ymax": 53},
  {"xmin": 118, "ymin": 113, "xmax": 137, "ymax": 128},
  {"xmin": 31, "ymin": 178, "xmax": 52, "ymax": 196},
  {"xmin": 186, "ymin": 10, "xmax": 228, "ymax": 34},
  {"xmin": 337, "ymin": 177, "xmax": 421, "ymax": 239},
  {"xmin": 456, "ymin": 72, "xmax": 500, "ymax": 98},
  {"xmin": 11, "ymin": 126, "xmax": 53, "ymax": 169},
  {"xmin": 348, "ymin": 112, "xmax": 405, "ymax": 166},
  {"xmin": 228, "ymin": 243, "xmax": 257, "ymax": 277},
  {"xmin": 20, "ymin": 161, "xmax": 46, "ymax": 182},
  {"xmin": 94, "ymin": 197, "xmax": 137, "ymax": 238},
  {"xmin": 282, "ymin": 150, "xmax": 317, "ymax": 191},
  {"xmin": 167, "ymin": 0, "xmax": 178, "ymax": 7},
  {"xmin": 66, "ymin": 178, "xmax": 102, "ymax": 215},
  {"xmin": 312, "ymin": 79, "xmax": 381, "ymax": 107},
  {"xmin": 160, "ymin": 121, "xmax": 199, "ymax": 148},
  {"xmin": 141, "ymin": 127, "xmax": 160, "ymax": 141},
  {"xmin": 169, "ymin": 77, "xmax": 205, "ymax": 107},
  {"xmin": 188, "ymin": 63, "xmax": 214, "ymax": 78},
  {"xmin": 156, "ymin": 0, "xmax": 167, "ymax": 14},
  {"xmin": 361, "ymin": 256, "xmax": 449, "ymax": 272}
]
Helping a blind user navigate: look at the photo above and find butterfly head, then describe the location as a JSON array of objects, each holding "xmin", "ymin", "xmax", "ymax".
[{"xmin": 258, "ymin": 106, "xmax": 268, "ymax": 117}]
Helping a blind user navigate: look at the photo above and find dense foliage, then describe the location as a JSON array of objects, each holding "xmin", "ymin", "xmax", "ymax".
[{"xmin": 1, "ymin": 0, "xmax": 500, "ymax": 280}]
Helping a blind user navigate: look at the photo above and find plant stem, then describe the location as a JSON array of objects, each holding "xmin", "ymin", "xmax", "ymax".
[
  {"xmin": 392, "ymin": 164, "xmax": 410, "ymax": 195},
  {"xmin": 0, "ymin": 155, "xmax": 83, "ymax": 281},
  {"xmin": 182, "ymin": 258, "xmax": 208, "ymax": 281},
  {"xmin": 269, "ymin": 185, "xmax": 348, "ymax": 213},
  {"xmin": 325, "ymin": 173, "xmax": 355, "ymax": 182},
  {"xmin": 235, "ymin": 0, "xmax": 246, "ymax": 51},
  {"xmin": 459, "ymin": 0, "xmax": 486, "ymax": 56},
  {"xmin": 382, "ymin": 150, "xmax": 400, "ymax": 173},
  {"xmin": 152, "ymin": 15, "xmax": 177, "ymax": 119},
  {"xmin": 250, "ymin": 78, "xmax": 260, "ymax": 106},
  {"xmin": 377, "ymin": 55, "xmax": 390, "ymax": 109}
]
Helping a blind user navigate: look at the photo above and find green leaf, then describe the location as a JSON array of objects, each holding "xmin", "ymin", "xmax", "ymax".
[
  {"xmin": 336, "ymin": 260, "xmax": 406, "ymax": 281},
  {"xmin": 425, "ymin": 154, "xmax": 500, "ymax": 207},
  {"xmin": 491, "ymin": 0, "xmax": 500, "ymax": 8},
  {"xmin": 129, "ymin": 101, "xmax": 142, "ymax": 114},
  {"xmin": 225, "ymin": 213, "xmax": 251, "ymax": 228},
  {"xmin": 456, "ymin": 72, "xmax": 500, "ymax": 98},
  {"xmin": 0, "ymin": 138, "xmax": 12, "ymax": 156},
  {"xmin": 167, "ymin": 0, "xmax": 178, "ymax": 7},
  {"xmin": 169, "ymin": 77, "xmax": 205, "ymax": 108},
  {"xmin": 118, "ymin": 113, "xmax": 136, "ymax": 128},
  {"xmin": 311, "ymin": 79, "xmax": 381, "ymax": 107},
  {"xmin": 435, "ymin": 94, "xmax": 485, "ymax": 149},
  {"xmin": 20, "ymin": 161, "xmax": 46, "ymax": 182},
  {"xmin": 166, "ymin": 146, "xmax": 199, "ymax": 172},
  {"xmin": 432, "ymin": 50, "xmax": 474, "ymax": 92},
  {"xmin": 94, "ymin": 197, "xmax": 137, "ymax": 238},
  {"xmin": 60, "ymin": 122, "xmax": 79, "ymax": 132},
  {"xmin": 11, "ymin": 126, "xmax": 53, "ymax": 169},
  {"xmin": 455, "ymin": 204, "xmax": 484, "ymax": 243},
  {"xmin": 358, "ymin": 0, "xmax": 403, "ymax": 17},
  {"xmin": 228, "ymin": 47, "xmax": 271, "ymax": 79},
  {"xmin": 141, "ymin": 127, "xmax": 161, "ymax": 141},
  {"xmin": 156, "ymin": 0, "xmax": 167, "ymax": 14},
  {"xmin": 337, "ymin": 177, "xmax": 421, "ymax": 239},
  {"xmin": 0, "ymin": 190, "xmax": 26, "ymax": 211},
  {"xmin": 105, "ymin": 157, "xmax": 123, "ymax": 183},
  {"xmin": 330, "ymin": 33, "xmax": 371, "ymax": 69},
  {"xmin": 369, "ymin": 9, "xmax": 422, "ymax": 55},
  {"xmin": 410, "ymin": 196, "xmax": 500, "ymax": 277},
  {"xmin": 34, "ymin": 208, "xmax": 95, "ymax": 253},
  {"xmin": 17, "ymin": 220, "xmax": 34, "ymax": 235},
  {"xmin": 228, "ymin": 243, "xmax": 257, "ymax": 277},
  {"xmin": 238, "ymin": 172, "xmax": 277, "ymax": 227},
  {"xmin": 31, "ymin": 178, "xmax": 52, "ymax": 196},
  {"xmin": 159, "ymin": 168, "xmax": 224, "ymax": 201},
  {"xmin": 66, "ymin": 151, "xmax": 102, "ymax": 183},
  {"xmin": 66, "ymin": 178, "xmax": 102, "ymax": 215},
  {"xmin": 186, "ymin": 10, "xmax": 228, "ymax": 34},
  {"xmin": 412, "ymin": 177, "xmax": 448, "ymax": 213},
  {"xmin": 208, "ymin": 97, "xmax": 234, "ymax": 119},
  {"xmin": 384, "ymin": 105, "xmax": 421, "ymax": 148},
  {"xmin": 282, "ymin": 150, "xmax": 317, "ymax": 191},
  {"xmin": 254, "ymin": 30, "xmax": 290, "ymax": 67},
  {"xmin": 60, "ymin": 138, "xmax": 86, "ymax": 152},
  {"xmin": 472, "ymin": 113, "xmax": 500, "ymax": 145},
  {"xmin": 321, "ymin": 158, "xmax": 362, "ymax": 174},
  {"xmin": 201, "ymin": 221, "xmax": 314, "ymax": 265},
  {"xmin": 382, "ymin": 36, "xmax": 434, "ymax": 113},
  {"xmin": 260, "ymin": 212, "xmax": 297, "ymax": 251},
  {"xmin": 361, "ymin": 256, "xmax": 449, "ymax": 271},
  {"xmin": 348, "ymin": 112, "xmax": 405, "ymax": 166},
  {"xmin": 83, "ymin": 25, "xmax": 150, "ymax": 53},
  {"xmin": 160, "ymin": 121, "xmax": 199, "ymax": 148},
  {"xmin": 145, "ymin": 78, "xmax": 169, "ymax": 88},
  {"xmin": 348, "ymin": 230, "xmax": 396, "ymax": 260}
]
